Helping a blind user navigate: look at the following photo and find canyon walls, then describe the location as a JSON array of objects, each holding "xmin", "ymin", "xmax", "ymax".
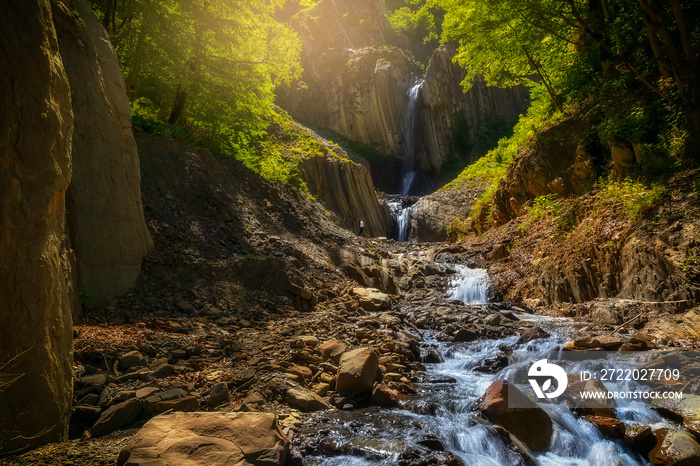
[{"xmin": 0, "ymin": 0, "xmax": 75, "ymax": 453}]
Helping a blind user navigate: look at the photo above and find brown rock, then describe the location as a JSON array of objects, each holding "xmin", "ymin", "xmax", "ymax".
[
  {"xmin": 116, "ymin": 412, "xmax": 289, "ymax": 466},
  {"xmin": 516, "ymin": 326, "xmax": 550, "ymax": 345},
  {"xmin": 0, "ymin": 0, "xmax": 74, "ymax": 453},
  {"xmin": 476, "ymin": 379, "xmax": 553, "ymax": 452},
  {"xmin": 453, "ymin": 328, "xmax": 478, "ymax": 343},
  {"xmin": 573, "ymin": 335, "xmax": 623, "ymax": 351},
  {"xmin": 649, "ymin": 428, "xmax": 700, "ymax": 466},
  {"xmin": 156, "ymin": 396, "xmax": 200, "ymax": 413},
  {"xmin": 370, "ymin": 384, "xmax": 401, "ymax": 407},
  {"xmin": 624, "ymin": 424, "xmax": 657, "ymax": 456},
  {"xmin": 285, "ymin": 388, "xmax": 330, "ymax": 412},
  {"xmin": 585, "ymin": 415, "xmax": 625, "ymax": 438},
  {"xmin": 91, "ymin": 398, "xmax": 143, "ymax": 437},
  {"xmin": 336, "ymin": 347, "xmax": 379, "ymax": 394},
  {"xmin": 208, "ymin": 383, "xmax": 229, "ymax": 407},
  {"xmin": 319, "ymin": 339, "xmax": 348, "ymax": 363}
]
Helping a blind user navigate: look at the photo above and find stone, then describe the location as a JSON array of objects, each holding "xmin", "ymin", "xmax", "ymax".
[
  {"xmin": 654, "ymin": 394, "xmax": 700, "ymax": 438},
  {"xmin": 453, "ymin": 328, "xmax": 478, "ymax": 343},
  {"xmin": 147, "ymin": 363, "xmax": 174, "ymax": 380},
  {"xmin": 585, "ymin": 415, "xmax": 625, "ymax": 438},
  {"xmin": 318, "ymin": 339, "xmax": 348, "ymax": 363},
  {"xmin": 208, "ymin": 383, "xmax": 229, "ymax": 407},
  {"xmin": 649, "ymin": 428, "xmax": 700, "ymax": 465},
  {"xmin": 52, "ymin": 0, "xmax": 152, "ymax": 306},
  {"xmin": 476, "ymin": 379, "xmax": 553, "ymax": 452},
  {"xmin": 370, "ymin": 384, "xmax": 401, "ymax": 407},
  {"xmin": 336, "ymin": 347, "xmax": 380, "ymax": 394},
  {"xmin": 624, "ymin": 424, "xmax": 656, "ymax": 456},
  {"xmin": 91, "ymin": 398, "xmax": 143, "ymax": 438},
  {"xmin": 116, "ymin": 412, "xmax": 289, "ymax": 466},
  {"xmin": 80, "ymin": 374, "xmax": 108, "ymax": 386},
  {"xmin": 423, "ymin": 349, "xmax": 444, "ymax": 364},
  {"xmin": 572, "ymin": 335, "xmax": 623, "ymax": 351},
  {"xmin": 352, "ymin": 287, "xmax": 391, "ymax": 312},
  {"xmin": 175, "ymin": 301, "xmax": 195, "ymax": 313},
  {"xmin": 155, "ymin": 396, "xmax": 200, "ymax": 413},
  {"xmin": 285, "ymin": 388, "xmax": 330, "ymax": 412},
  {"xmin": 135, "ymin": 387, "xmax": 159, "ymax": 399},
  {"xmin": 484, "ymin": 314, "xmax": 502, "ymax": 326},
  {"xmin": 120, "ymin": 351, "xmax": 146, "ymax": 370},
  {"xmin": 515, "ymin": 326, "xmax": 550, "ymax": 345}
]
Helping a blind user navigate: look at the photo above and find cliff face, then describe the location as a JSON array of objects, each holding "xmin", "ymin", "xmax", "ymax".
[
  {"xmin": 279, "ymin": 2, "xmax": 529, "ymax": 189},
  {"xmin": 416, "ymin": 45, "xmax": 530, "ymax": 173},
  {"xmin": 299, "ymin": 155, "xmax": 393, "ymax": 237},
  {"xmin": 0, "ymin": 0, "xmax": 74, "ymax": 453},
  {"xmin": 52, "ymin": 0, "xmax": 153, "ymax": 306}
]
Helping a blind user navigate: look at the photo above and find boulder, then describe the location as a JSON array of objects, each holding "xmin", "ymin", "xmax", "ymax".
[
  {"xmin": 318, "ymin": 339, "xmax": 348, "ymax": 363},
  {"xmin": 516, "ymin": 326, "xmax": 550, "ymax": 345},
  {"xmin": 116, "ymin": 412, "xmax": 290, "ymax": 466},
  {"xmin": 649, "ymin": 428, "xmax": 700, "ymax": 465},
  {"xmin": 654, "ymin": 394, "xmax": 700, "ymax": 438},
  {"xmin": 370, "ymin": 384, "xmax": 401, "ymax": 407},
  {"xmin": 624, "ymin": 424, "xmax": 657, "ymax": 456},
  {"xmin": 453, "ymin": 328, "xmax": 478, "ymax": 343},
  {"xmin": 208, "ymin": 383, "xmax": 229, "ymax": 407},
  {"xmin": 285, "ymin": 388, "xmax": 330, "ymax": 412},
  {"xmin": 585, "ymin": 415, "xmax": 625, "ymax": 438},
  {"xmin": 352, "ymin": 287, "xmax": 391, "ymax": 312},
  {"xmin": 336, "ymin": 347, "xmax": 379, "ymax": 394},
  {"xmin": 476, "ymin": 379, "xmax": 553, "ymax": 452},
  {"xmin": 91, "ymin": 398, "xmax": 143, "ymax": 438},
  {"xmin": 572, "ymin": 335, "xmax": 623, "ymax": 351}
]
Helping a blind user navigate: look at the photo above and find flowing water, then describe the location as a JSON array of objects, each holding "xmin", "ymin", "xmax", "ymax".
[
  {"xmin": 303, "ymin": 266, "xmax": 669, "ymax": 465},
  {"xmin": 399, "ymin": 82, "xmax": 422, "ymax": 197}
]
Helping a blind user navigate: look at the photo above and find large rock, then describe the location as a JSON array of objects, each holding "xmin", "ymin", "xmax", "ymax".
[
  {"xmin": 285, "ymin": 388, "xmax": 330, "ymax": 412},
  {"xmin": 649, "ymin": 428, "xmax": 700, "ymax": 465},
  {"xmin": 116, "ymin": 412, "xmax": 290, "ymax": 466},
  {"xmin": 336, "ymin": 347, "xmax": 379, "ymax": 394},
  {"xmin": 91, "ymin": 398, "xmax": 143, "ymax": 438},
  {"xmin": 52, "ymin": 0, "xmax": 152, "ymax": 306},
  {"xmin": 352, "ymin": 287, "xmax": 391, "ymax": 311},
  {"xmin": 476, "ymin": 379, "xmax": 553, "ymax": 452},
  {"xmin": 0, "ymin": 0, "xmax": 75, "ymax": 453}
]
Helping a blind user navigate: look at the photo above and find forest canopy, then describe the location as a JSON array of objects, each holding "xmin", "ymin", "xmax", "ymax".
[{"xmin": 86, "ymin": 0, "xmax": 302, "ymax": 154}]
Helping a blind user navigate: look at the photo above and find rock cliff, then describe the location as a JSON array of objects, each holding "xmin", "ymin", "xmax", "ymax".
[
  {"xmin": 52, "ymin": 0, "xmax": 153, "ymax": 306},
  {"xmin": 299, "ymin": 154, "xmax": 393, "ymax": 237},
  {"xmin": 0, "ymin": 0, "xmax": 74, "ymax": 453},
  {"xmin": 416, "ymin": 45, "xmax": 529, "ymax": 173}
]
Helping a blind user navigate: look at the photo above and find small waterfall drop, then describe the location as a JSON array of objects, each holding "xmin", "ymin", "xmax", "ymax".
[
  {"xmin": 447, "ymin": 264, "xmax": 489, "ymax": 304},
  {"xmin": 399, "ymin": 81, "xmax": 422, "ymax": 196}
]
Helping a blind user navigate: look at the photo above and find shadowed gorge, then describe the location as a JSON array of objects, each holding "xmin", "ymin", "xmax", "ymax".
[{"xmin": 2, "ymin": 0, "xmax": 700, "ymax": 465}]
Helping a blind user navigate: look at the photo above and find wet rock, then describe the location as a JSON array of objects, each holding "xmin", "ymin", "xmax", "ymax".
[
  {"xmin": 484, "ymin": 314, "xmax": 502, "ymax": 326},
  {"xmin": 648, "ymin": 428, "xmax": 700, "ymax": 465},
  {"xmin": 208, "ymin": 382, "xmax": 229, "ymax": 407},
  {"xmin": 91, "ymin": 398, "xmax": 143, "ymax": 438},
  {"xmin": 423, "ymin": 349, "xmax": 444, "ymax": 364},
  {"xmin": 417, "ymin": 435, "xmax": 445, "ymax": 451},
  {"xmin": 624, "ymin": 424, "xmax": 657, "ymax": 456},
  {"xmin": 473, "ymin": 353, "xmax": 508, "ymax": 374},
  {"xmin": 116, "ymin": 412, "xmax": 289, "ymax": 465},
  {"xmin": 476, "ymin": 379, "xmax": 553, "ymax": 452},
  {"xmin": 515, "ymin": 326, "xmax": 550, "ymax": 345},
  {"xmin": 370, "ymin": 384, "xmax": 401, "ymax": 407},
  {"xmin": 585, "ymin": 415, "xmax": 625, "ymax": 438},
  {"xmin": 285, "ymin": 387, "xmax": 330, "ymax": 412},
  {"xmin": 572, "ymin": 335, "xmax": 623, "ymax": 351},
  {"xmin": 654, "ymin": 394, "xmax": 700, "ymax": 438},
  {"xmin": 565, "ymin": 378, "xmax": 616, "ymax": 418},
  {"xmin": 336, "ymin": 348, "xmax": 379, "ymax": 394}
]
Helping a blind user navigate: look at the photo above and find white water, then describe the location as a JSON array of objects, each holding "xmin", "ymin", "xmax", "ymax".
[
  {"xmin": 399, "ymin": 81, "xmax": 422, "ymax": 197},
  {"xmin": 446, "ymin": 264, "xmax": 489, "ymax": 304},
  {"xmin": 387, "ymin": 199, "xmax": 414, "ymax": 242},
  {"xmin": 305, "ymin": 266, "xmax": 667, "ymax": 465}
]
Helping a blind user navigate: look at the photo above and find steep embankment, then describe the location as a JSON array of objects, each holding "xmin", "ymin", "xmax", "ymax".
[{"xmin": 1, "ymin": 0, "xmax": 152, "ymax": 453}]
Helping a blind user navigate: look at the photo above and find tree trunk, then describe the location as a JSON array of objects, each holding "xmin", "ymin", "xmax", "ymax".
[{"xmin": 168, "ymin": 83, "xmax": 188, "ymax": 125}]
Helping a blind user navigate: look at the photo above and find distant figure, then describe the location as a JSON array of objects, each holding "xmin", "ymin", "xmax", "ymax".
[{"xmin": 359, "ymin": 219, "xmax": 365, "ymax": 236}]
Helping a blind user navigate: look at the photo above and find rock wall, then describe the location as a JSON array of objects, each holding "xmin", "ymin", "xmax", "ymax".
[
  {"xmin": 52, "ymin": 0, "xmax": 153, "ymax": 305},
  {"xmin": 409, "ymin": 187, "xmax": 483, "ymax": 242},
  {"xmin": 0, "ymin": 0, "xmax": 74, "ymax": 453},
  {"xmin": 416, "ymin": 45, "xmax": 530, "ymax": 173},
  {"xmin": 299, "ymin": 155, "xmax": 393, "ymax": 237}
]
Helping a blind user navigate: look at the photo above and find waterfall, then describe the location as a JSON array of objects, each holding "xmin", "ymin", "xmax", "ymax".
[
  {"xmin": 447, "ymin": 265, "xmax": 489, "ymax": 304},
  {"xmin": 396, "ymin": 204, "xmax": 413, "ymax": 242},
  {"xmin": 399, "ymin": 81, "xmax": 422, "ymax": 196}
]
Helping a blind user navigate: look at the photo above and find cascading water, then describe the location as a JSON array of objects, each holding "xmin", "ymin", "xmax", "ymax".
[
  {"xmin": 447, "ymin": 265, "xmax": 489, "ymax": 304},
  {"xmin": 303, "ymin": 265, "xmax": 667, "ymax": 465},
  {"xmin": 399, "ymin": 81, "xmax": 422, "ymax": 197}
]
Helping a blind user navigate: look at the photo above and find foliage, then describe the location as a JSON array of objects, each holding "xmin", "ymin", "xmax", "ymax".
[
  {"xmin": 597, "ymin": 177, "xmax": 666, "ymax": 221},
  {"xmin": 87, "ymin": 0, "xmax": 301, "ymax": 153}
]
